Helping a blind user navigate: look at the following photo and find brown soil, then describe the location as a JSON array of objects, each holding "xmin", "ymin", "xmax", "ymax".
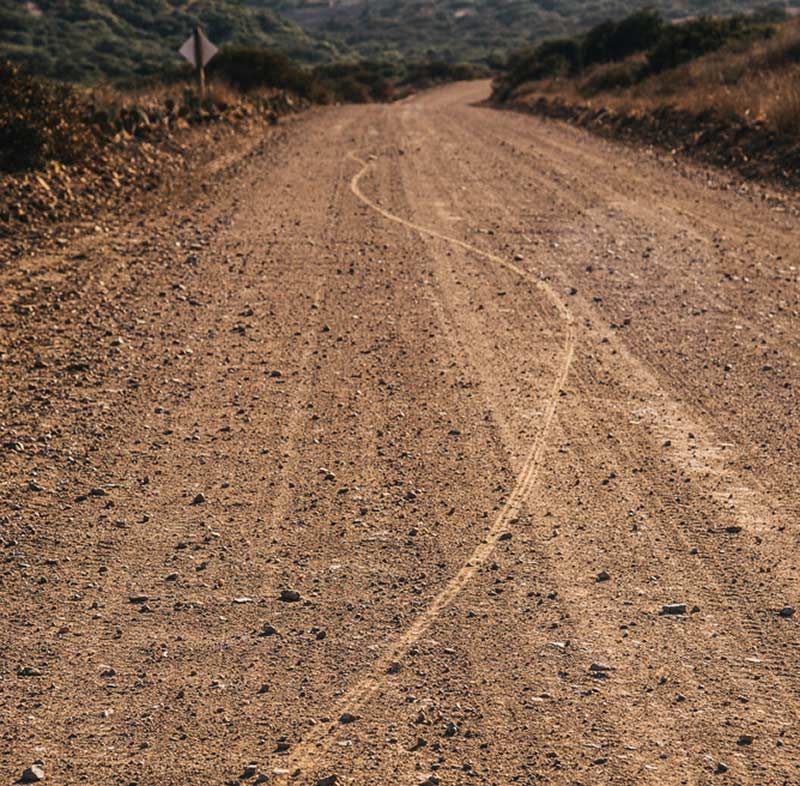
[
  {"xmin": 1, "ymin": 80, "xmax": 799, "ymax": 786},
  {"xmin": 500, "ymin": 93, "xmax": 800, "ymax": 193}
]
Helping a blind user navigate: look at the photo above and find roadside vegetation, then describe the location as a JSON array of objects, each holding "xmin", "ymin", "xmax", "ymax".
[
  {"xmin": 493, "ymin": 8, "xmax": 800, "ymax": 136},
  {"xmin": 0, "ymin": 52, "xmax": 482, "ymax": 174}
]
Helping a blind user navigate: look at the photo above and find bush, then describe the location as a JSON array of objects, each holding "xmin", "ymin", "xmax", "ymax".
[
  {"xmin": 494, "ymin": 10, "xmax": 781, "ymax": 101},
  {"xmin": 0, "ymin": 58, "xmax": 98, "ymax": 172},
  {"xmin": 401, "ymin": 61, "xmax": 479, "ymax": 87},
  {"xmin": 580, "ymin": 60, "xmax": 647, "ymax": 95},
  {"xmin": 582, "ymin": 9, "xmax": 664, "ymax": 67},
  {"xmin": 314, "ymin": 61, "xmax": 397, "ymax": 102},
  {"xmin": 207, "ymin": 47, "xmax": 329, "ymax": 102},
  {"xmin": 648, "ymin": 15, "xmax": 774, "ymax": 74}
]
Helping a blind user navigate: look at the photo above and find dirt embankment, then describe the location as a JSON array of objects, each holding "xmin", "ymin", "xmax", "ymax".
[
  {"xmin": 497, "ymin": 95, "xmax": 800, "ymax": 191},
  {"xmin": 0, "ymin": 91, "xmax": 305, "ymax": 250}
]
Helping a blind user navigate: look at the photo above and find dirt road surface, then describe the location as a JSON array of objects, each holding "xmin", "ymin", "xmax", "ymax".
[{"xmin": 2, "ymin": 81, "xmax": 799, "ymax": 786}]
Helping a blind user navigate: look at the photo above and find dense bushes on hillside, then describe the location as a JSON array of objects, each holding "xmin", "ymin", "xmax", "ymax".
[
  {"xmin": 582, "ymin": 9, "xmax": 664, "ymax": 67},
  {"xmin": 208, "ymin": 49, "xmax": 483, "ymax": 104},
  {"xmin": 494, "ymin": 9, "xmax": 784, "ymax": 100},
  {"xmin": 0, "ymin": 0, "xmax": 343, "ymax": 83},
  {"xmin": 207, "ymin": 47, "xmax": 327, "ymax": 101},
  {"xmin": 1, "ymin": 0, "xmax": 783, "ymax": 82},
  {"xmin": 494, "ymin": 11, "xmax": 800, "ymax": 141},
  {"xmin": 647, "ymin": 14, "xmax": 774, "ymax": 73}
]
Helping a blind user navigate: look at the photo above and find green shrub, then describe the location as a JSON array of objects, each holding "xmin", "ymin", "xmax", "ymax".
[
  {"xmin": 582, "ymin": 9, "xmax": 664, "ymax": 66},
  {"xmin": 314, "ymin": 61, "xmax": 397, "ymax": 102},
  {"xmin": 648, "ymin": 15, "xmax": 774, "ymax": 73},
  {"xmin": 207, "ymin": 47, "xmax": 329, "ymax": 101},
  {"xmin": 494, "ymin": 9, "xmax": 780, "ymax": 101}
]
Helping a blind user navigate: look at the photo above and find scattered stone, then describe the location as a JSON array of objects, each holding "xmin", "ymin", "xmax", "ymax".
[
  {"xmin": 498, "ymin": 532, "xmax": 512, "ymax": 541},
  {"xmin": 191, "ymin": 493, "xmax": 206, "ymax": 505},
  {"xmin": 724, "ymin": 525, "xmax": 742, "ymax": 534},
  {"xmin": 589, "ymin": 662, "xmax": 613, "ymax": 676},
  {"xmin": 660, "ymin": 603, "xmax": 687, "ymax": 615},
  {"xmin": 242, "ymin": 763, "xmax": 258, "ymax": 778},
  {"xmin": 260, "ymin": 624, "xmax": 278, "ymax": 636},
  {"xmin": 128, "ymin": 594, "xmax": 148, "ymax": 604},
  {"xmin": 27, "ymin": 480, "xmax": 43, "ymax": 492},
  {"xmin": 444, "ymin": 721, "xmax": 458, "ymax": 737},
  {"xmin": 514, "ymin": 253, "xmax": 524, "ymax": 261},
  {"xmin": 596, "ymin": 570, "xmax": 610, "ymax": 582},
  {"xmin": 279, "ymin": 590, "xmax": 301, "ymax": 603},
  {"xmin": 18, "ymin": 666, "xmax": 43, "ymax": 677},
  {"xmin": 316, "ymin": 776, "xmax": 338, "ymax": 786},
  {"xmin": 233, "ymin": 597, "xmax": 253, "ymax": 604},
  {"xmin": 779, "ymin": 606, "xmax": 795, "ymax": 618},
  {"xmin": 737, "ymin": 734, "xmax": 754, "ymax": 746},
  {"xmin": 21, "ymin": 765, "xmax": 44, "ymax": 783},
  {"xmin": 410, "ymin": 736, "xmax": 427, "ymax": 751},
  {"xmin": 386, "ymin": 661, "xmax": 402, "ymax": 674},
  {"xmin": 714, "ymin": 761, "xmax": 728, "ymax": 774},
  {"xmin": 339, "ymin": 712, "xmax": 357, "ymax": 724},
  {"xmin": 165, "ymin": 572, "xmax": 179, "ymax": 582},
  {"xmin": 100, "ymin": 666, "xmax": 116, "ymax": 678}
]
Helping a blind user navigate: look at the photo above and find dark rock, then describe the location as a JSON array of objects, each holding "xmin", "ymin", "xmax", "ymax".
[{"xmin": 21, "ymin": 765, "xmax": 45, "ymax": 783}]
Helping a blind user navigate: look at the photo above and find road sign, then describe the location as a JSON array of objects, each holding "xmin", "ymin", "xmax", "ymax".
[
  {"xmin": 179, "ymin": 26, "xmax": 218, "ymax": 98},
  {"xmin": 179, "ymin": 28, "xmax": 218, "ymax": 68}
]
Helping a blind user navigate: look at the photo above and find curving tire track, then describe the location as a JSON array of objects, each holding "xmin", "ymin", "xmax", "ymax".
[{"xmin": 282, "ymin": 151, "xmax": 576, "ymax": 780}]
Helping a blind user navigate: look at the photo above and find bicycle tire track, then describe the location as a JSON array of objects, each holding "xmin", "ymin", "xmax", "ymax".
[{"xmin": 282, "ymin": 151, "xmax": 576, "ymax": 780}]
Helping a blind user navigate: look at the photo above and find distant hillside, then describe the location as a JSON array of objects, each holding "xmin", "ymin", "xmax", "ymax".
[
  {"xmin": 0, "ymin": 0, "xmax": 347, "ymax": 82},
  {"xmin": 281, "ymin": 0, "xmax": 790, "ymax": 64},
  {"xmin": 0, "ymin": 0, "xmax": 791, "ymax": 81}
]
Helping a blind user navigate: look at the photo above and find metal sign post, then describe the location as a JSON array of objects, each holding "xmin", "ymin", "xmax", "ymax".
[{"xmin": 179, "ymin": 26, "xmax": 219, "ymax": 99}]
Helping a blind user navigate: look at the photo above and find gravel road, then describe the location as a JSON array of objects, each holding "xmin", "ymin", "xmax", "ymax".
[{"xmin": 2, "ymin": 81, "xmax": 798, "ymax": 786}]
